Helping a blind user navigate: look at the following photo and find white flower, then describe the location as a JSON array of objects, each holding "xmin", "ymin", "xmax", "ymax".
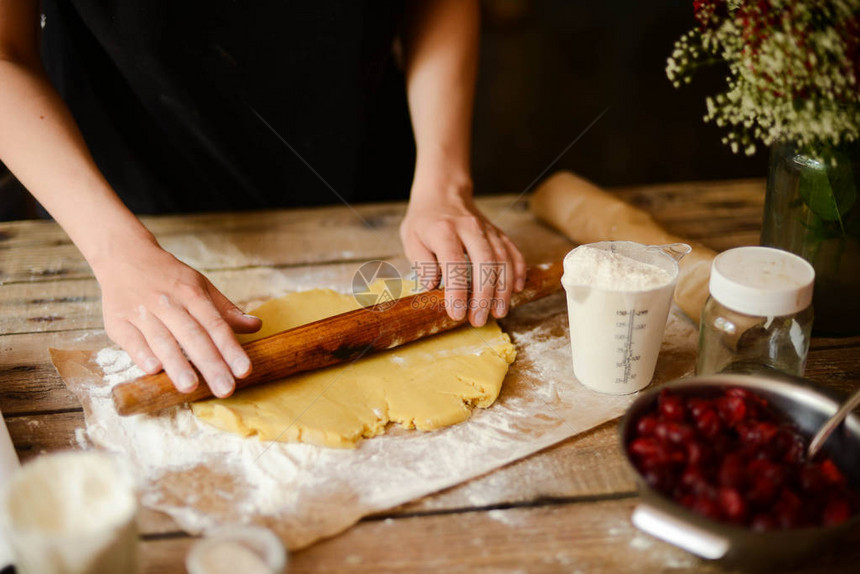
[{"xmin": 667, "ymin": 0, "xmax": 860, "ymax": 153}]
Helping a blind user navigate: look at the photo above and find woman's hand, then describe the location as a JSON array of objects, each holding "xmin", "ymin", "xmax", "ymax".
[
  {"xmin": 93, "ymin": 234, "xmax": 262, "ymax": 397},
  {"xmin": 400, "ymin": 0, "xmax": 527, "ymax": 326},
  {"xmin": 400, "ymin": 177, "xmax": 526, "ymax": 327},
  {"xmin": 0, "ymin": 0, "xmax": 261, "ymax": 397}
]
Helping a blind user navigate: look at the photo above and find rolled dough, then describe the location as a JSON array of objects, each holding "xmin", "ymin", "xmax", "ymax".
[{"xmin": 191, "ymin": 286, "xmax": 517, "ymax": 448}]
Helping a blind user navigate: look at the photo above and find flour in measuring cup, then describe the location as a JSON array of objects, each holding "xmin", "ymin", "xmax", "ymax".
[
  {"xmin": 562, "ymin": 243, "xmax": 680, "ymax": 394},
  {"xmin": 563, "ymin": 246, "xmax": 672, "ymax": 291}
]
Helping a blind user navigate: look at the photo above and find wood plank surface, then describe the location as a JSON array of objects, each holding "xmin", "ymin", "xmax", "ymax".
[
  {"xmin": 3, "ymin": 180, "xmax": 859, "ymax": 574},
  {"xmin": 139, "ymin": 497, "xmax": 860, "ymax": 574},
  {"xmin": 0, "ymin": 196, "xmax": 572, "ymax": 284},
  {"xmin": 0, "ymin": 181, "xmax": 765, "ymax": 285},
  {"xmin": 0, "ymin": 329, "xmax": 104, "ymax": 414}
]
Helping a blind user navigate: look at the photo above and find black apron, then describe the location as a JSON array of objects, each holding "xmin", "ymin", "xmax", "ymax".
[{"xmin": 40, "ymin": 1, "xmax": 415, "ymax": 214}]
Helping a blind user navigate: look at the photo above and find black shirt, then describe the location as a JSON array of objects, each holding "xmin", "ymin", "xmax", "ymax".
[{"xmin": 41, "ymin": 1, "xmax": 415, "ymax": 214}]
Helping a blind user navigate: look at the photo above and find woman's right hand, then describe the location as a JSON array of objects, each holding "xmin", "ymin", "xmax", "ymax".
[{"xmin": 93, "ymin": 235, "xmax": 262, "ymax": 397}]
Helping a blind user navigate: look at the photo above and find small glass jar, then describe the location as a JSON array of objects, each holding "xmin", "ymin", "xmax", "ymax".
[{"xmin": 696, "ymin": 246, "xmax": 815, "ymax": 377}]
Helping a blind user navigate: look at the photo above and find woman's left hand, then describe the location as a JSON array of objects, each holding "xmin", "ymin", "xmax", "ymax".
[{"xmin": 400, "ymin": 177, "xmax": 526, "ymax": 327}]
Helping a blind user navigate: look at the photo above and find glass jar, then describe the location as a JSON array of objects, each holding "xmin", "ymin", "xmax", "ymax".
[
  {"xmin": 697, "ymin": 247, "xmax": 815, "ymax": 377},
  {"xmin": 761, "ymin": 141, "xmax": 860, "ymax": 335}
]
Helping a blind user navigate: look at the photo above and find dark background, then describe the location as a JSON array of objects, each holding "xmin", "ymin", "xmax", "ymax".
[{"xmin": 0, "ymin": 0, "xmax": 768, "ymax": 221}]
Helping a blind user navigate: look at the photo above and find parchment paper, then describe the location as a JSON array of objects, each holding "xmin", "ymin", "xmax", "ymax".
[{"xmin": 51, "ymin": 292, "xmax": 697, "ymax": 550}]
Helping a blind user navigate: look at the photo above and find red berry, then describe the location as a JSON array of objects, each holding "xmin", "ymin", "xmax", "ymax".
[
  {"xmin": 774, "ymin": 429, "xmax": 806, "ymax": 464},
  {"xmin": 643, "ymin": 467, "xmax": 678, "ymax": 493},
  {"xmin": 779, "ymin": 487, "xmax": 802, "ymax": 511},
  {"xmin": 681, "ymin": 466, "xmax": 712, "ymax": 496},
  {"xmin": 717, "ymin": 395, "xmax": 747, "ymax": 427},
  {"xmin": 694, "ymin": 408, "xmax": 722, "ymax": 440},
  {"xmin": 687, "ymin": 397, "xmax": 713, "ymax": 419},
  {"xmin": 630, "ymin": 438, "xmax": 683, "ymax": 470},
  {"xmin": 737, "ymin": 421, "xmax": 778, "ymax": 447},
  {"xmin": 746, "ymin": 459, "xmax": 784, "ymax": 506},
  {"xmin": 823, "ymin": 498, "xmax": 852, "ymax": 527},
  {"xmin": 785, "ymin": 443, "xmax": 806, "ymax": 466},
  {"xmin": 728, "ymin": 386, "xmax": 768, "ymax": 410},
  {"xmin": 636, "ymin": 414, "xmax": 659, "ymax": 436},
  {"xmin": 748, "ymin": 459, "xmax": 785, "ymax": 486},
  {"xmin": 629, "ymin": 437, "xmax": 662, "ymax": 460},
  {"xmin": 664, "ymin": 422, "xmax": 695, "ymax": 445},
  {"xmin": 819, "ymin": 459, "xmax": 847, "ymax": 488},
  {"xmin": 659, "ymin": 392, "xmax": 687, "ymax": 422},
  {"xmin": 799, "ymin": 465, "xmax": 826, "ymax": 493},
  {"xmin": 686, "ymin": 440, "xmax": 710, "ymax": 466},
  {"xmin": 718, "ymin": 453, "xmax": 746, "ymax": 489},
  {"xmin": 747, "ymin": 475, "xmax": 779, "ymax": 507},
  {"xmin": 653, "ymin": 421, "xmax": 670, "ymax": 441},
  {"xmin": 726, "ymin": 387, "xmax": 753, "ymax": 400},
  {"xmin": 718, "ymin": 487, "xmax": 748, "ymax": 522},
  {"xmin": 691, "ymin": 496, "xmax": 723, "ymax": 520},
  {"xmin": 774, "ymin": 488, "xmax": 803, "ymax": 529},
  {"xmin": 665, "ymin": 446, "xmax": 688, "ymax": 466}
]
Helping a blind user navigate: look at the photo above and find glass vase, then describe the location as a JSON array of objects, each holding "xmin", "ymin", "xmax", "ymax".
[{"xmin": 761, "ymin": 142, "xmax": 860, "ymax": 336}]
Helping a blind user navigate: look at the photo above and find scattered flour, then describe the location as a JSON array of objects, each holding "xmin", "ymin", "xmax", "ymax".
[
  {"xmin": 97, "ymin": 348, "xmax": 145, "ymax": 386},
  {"xmin": 486, "ymin": 508, "xmax": 522, "ymax": 526},
  {"xmin": 345, "ymin": 554, "xmax": 363, "ymax": 565},
  {"xmin": 74, "ymin": 428, "xmax": 89, "ymax": 449},
  {"xmin": 629, "ymin": 533, "xmax": 655, "ymax": 551}
]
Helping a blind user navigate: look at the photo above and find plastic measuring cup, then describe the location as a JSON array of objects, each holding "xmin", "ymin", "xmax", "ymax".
[{"xmin": 561, "ymin": 241, "xmax": 690, "ymax": 395}]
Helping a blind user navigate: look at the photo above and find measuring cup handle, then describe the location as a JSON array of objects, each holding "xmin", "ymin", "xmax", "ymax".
[{"xmin": 656, "ymin": 243, "xmax": 692, "ymax": 262}]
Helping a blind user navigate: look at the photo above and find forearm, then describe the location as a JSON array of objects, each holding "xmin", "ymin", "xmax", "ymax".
[
  {"xmin": 403, "ymin": 0, "xmax": 480, "ymax": 199},
  {"xmin": 0, "ymin": 58, "xmax": 154, "ymax": 272}
]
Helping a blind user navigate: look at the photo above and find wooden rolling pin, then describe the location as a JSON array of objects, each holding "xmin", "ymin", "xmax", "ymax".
[
  {"xmin": 112, "ymin": 262, "xmax": 563, "ymax": 416},
  {"xmin": 531, "ymin": 171, "xmax": 716, "ymax": 323}
]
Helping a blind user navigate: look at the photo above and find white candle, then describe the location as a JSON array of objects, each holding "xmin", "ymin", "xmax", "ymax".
[
  {"xmin": 0, "ymin": 409, "xmax": 20, "ymax": 569},
  {"xmin": 1, "ymin": 451, "xmax": 138, "ymax": 574}
]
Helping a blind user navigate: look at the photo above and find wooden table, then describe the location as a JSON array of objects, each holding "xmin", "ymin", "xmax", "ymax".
[{"xmin": 2, "ymin": 179, "xmax": 858, "ymax": 573}]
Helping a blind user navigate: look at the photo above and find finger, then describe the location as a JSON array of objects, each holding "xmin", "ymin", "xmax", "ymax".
[
  {"xmin": 193, "ymin": 287, "xmax": 255, "ymax": 379},
  {"xmin": 500, "ymin": 233, "xmax": 528, "ymax": 292},
  {"xmin": 460, "ymin": 223, "xmax": 497, "ymax": 327},
  {"xmin": 426, "ymin": 226, "xmax": 469, "ymax": 322},
  {"xmin": 208, "ymin": 287, "xmax": 262, "ymax": 335},
  {"xmin": 405, "ymin": 236, "xmax": 440, "ymax": 292},
  {"xmin": 486, "ymin": 229, "xmax": 514, "ymax": 319},
  {"xmin": 153, "ymin": 296, "xmax": 236, "ymax": 398},
  {"xmin": 106, "ymin": 320, "xmax": 161, "ymax": 374},
  {"xmin": 136, "ymin": 312, "xmax": 200, "ymax": 394}
]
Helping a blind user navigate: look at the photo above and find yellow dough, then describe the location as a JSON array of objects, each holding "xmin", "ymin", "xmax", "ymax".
[{"xmin": 191, "ymin": 286, "xmax": 517, "ymax": 448}]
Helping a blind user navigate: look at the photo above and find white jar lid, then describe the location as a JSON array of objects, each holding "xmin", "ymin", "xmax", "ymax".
[{"xmin": 709, "ymin": 246, "xmax": 814, "ymax": 317}]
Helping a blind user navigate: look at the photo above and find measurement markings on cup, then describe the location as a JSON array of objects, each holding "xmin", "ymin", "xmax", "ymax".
[{"xmin": 615, "ymin": 308, "xmax": 648, "ymax": 384}]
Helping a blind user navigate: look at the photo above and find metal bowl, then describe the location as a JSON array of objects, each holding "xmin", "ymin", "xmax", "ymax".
[{"xmin": 619, "ymin": 374, "xmax": 860, "ymax": 569}]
